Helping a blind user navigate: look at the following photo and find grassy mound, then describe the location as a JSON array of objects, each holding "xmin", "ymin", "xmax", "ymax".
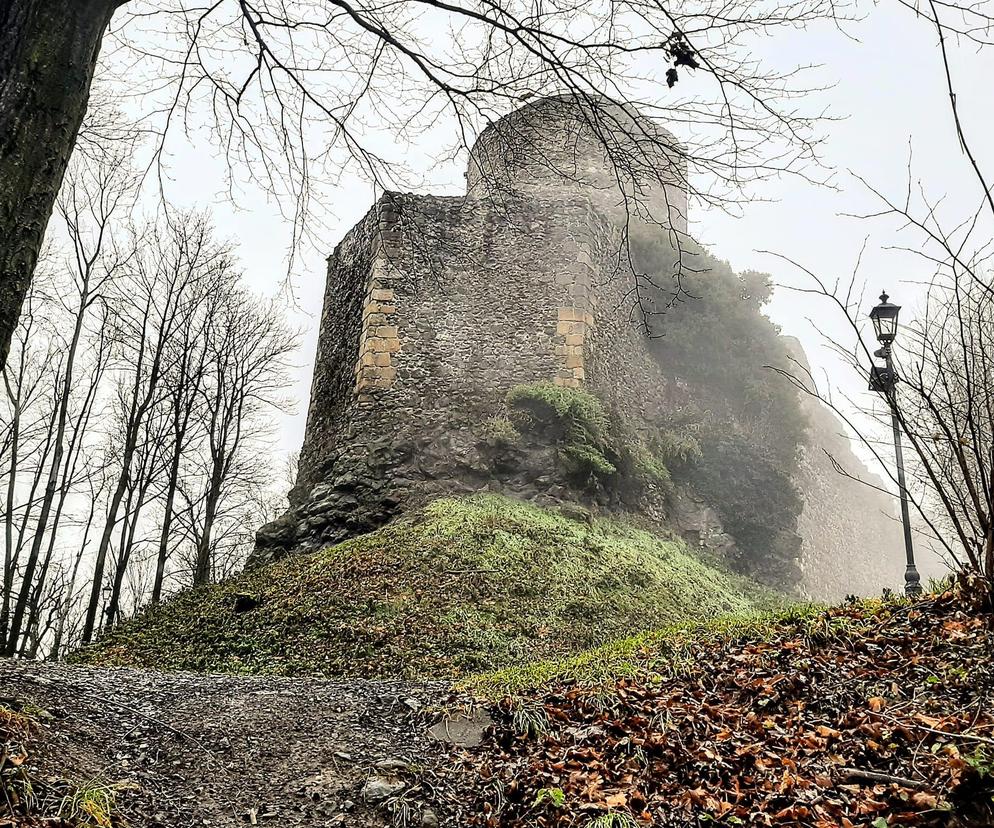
[{"xmin": 74, "ymin": 494, "xmax": 778, "ymax": 679}]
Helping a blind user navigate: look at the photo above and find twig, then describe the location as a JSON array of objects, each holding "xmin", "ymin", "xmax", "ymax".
[
  {"xmin": 882, "ymin": 713, "xmax": 994, "ymax": 747},
  {"xmin": 840, "ymin": 767, "xmax": 930, "ymax": 790}
]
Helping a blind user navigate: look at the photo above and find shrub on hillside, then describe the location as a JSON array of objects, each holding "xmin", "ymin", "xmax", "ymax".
[
  {"xmin": 506, "ymin": 382, "xmax": 618, "ymax": 481},
  {"xmin": 504, "ymin": 382, "xmax": 681, "ymax": 495}
]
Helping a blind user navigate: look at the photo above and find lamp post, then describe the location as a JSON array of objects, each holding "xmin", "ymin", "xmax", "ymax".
[{"xmin": 868, "ymin": 291, "xmax": 922, "ymax": 598}]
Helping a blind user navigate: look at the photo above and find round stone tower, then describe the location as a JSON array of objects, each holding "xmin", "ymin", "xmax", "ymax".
[{"xmin": 467, "ymin": 94, "xmax": 688, "ymax": 234}]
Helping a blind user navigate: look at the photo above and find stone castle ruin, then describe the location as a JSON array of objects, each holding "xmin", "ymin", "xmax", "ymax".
[{"xmin": 254, "ymin": 95, "xmax": 914, "ymax": 600}]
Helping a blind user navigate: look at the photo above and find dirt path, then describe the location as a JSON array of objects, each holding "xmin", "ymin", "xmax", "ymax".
[{"xmin": 1, "ymin": 660, "xmax": 470, "ymax": 827}]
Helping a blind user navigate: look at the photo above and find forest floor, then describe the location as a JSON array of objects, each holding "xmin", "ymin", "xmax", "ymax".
[
  {"xmin": 0, "ymin": 661, "xmax": 474, "ymax": 828},
  {"xmin": 4, "ymin": 589, "xmax": 994, "ymax": 828}
]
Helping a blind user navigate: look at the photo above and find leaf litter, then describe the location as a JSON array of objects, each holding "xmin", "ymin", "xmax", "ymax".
[{"xmin": 438, "ymin": 589, "xmax": 994, "ymax": 827}]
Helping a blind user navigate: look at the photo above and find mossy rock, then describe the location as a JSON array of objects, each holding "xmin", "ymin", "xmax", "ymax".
[{"xmin": 74, "ymin": 495, "xmax": 781, "ymax": 680}]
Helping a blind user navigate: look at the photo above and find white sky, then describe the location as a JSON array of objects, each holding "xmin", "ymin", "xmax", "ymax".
[{"xmin": 136, "ymin": 1, "xmax": 994, "ymax": 467}]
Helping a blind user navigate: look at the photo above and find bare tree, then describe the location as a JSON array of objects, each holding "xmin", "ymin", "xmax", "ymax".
[
  {"xmin": 49, "ymin": 462, "xmax": 113, "ymax": 660},
  {"xmin": 762, "ymin": 1, "xmax": 994, "ymax": 599},
  {"xmin": 1, "ymin": 288, "xmax": 56, "ymax": 646},
  {"xmin": 0, "ymin": 0, "xmax": 120, "ymax": 367},
  {"xmin": 2, "ymin": 0, "xmax": 866, "ymax": 366},
  {"xmin": 103, "ymin": 404, "xmax": 170, "ymax": 627},
  {"xmin": 79, "ymin": 216, "xmax": 224, "ymax": 643},
  {"xmin": 186, "ymin": 290, "xmax": 295, "ymax": 586},
  {"xmin": 2, "ymin": 153, "xmax": 130, "ymax": 656},
  {"xmin": 150, "ymin": 246, "xmax": 229, "ymax": 602},
  {"xmin": 1, "ymin": 163, "xmax": 294, "ymax": 654}
]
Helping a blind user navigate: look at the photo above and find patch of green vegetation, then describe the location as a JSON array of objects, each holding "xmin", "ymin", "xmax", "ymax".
[
  {"xmin": 629, "ymin": 445, "xmax": 672, "ymax": 487},
  {"xmin": 504, "ymin": 382, "xmax": 684, "ymax": 496},
  {"xmin": 630, "ymin": 232, "xmax": 809, "ymax": 587},
  {"xmin": 479, "ymin": 414, "xmax": 521, "ymax": 447},
  {"xmin": 75, "ymin": 495, "xmax": 780, "ymax": 680},
  {"xmin": 506, "ymin": 382, "xmax": 610, "ymax": 437},
  {"xmin": 59, "ymin": 780, "xmax": 124, "ymax": 828},
  {"xmin": 507, "ymin": 382, "xmax": 617, "ymax": 479},
  {"xmin": 587, "ymin": 814, "xmax": 640, "ymax": 828},
  {"xmin": 463, "ymin": 602, "xmax": 824, "ymax": 697},
  {"xmin": 0, "ymin": 701, "xmax": 133, "ymax": 827},
  {"xmin": 0, "ymin": 703, "xmax": 38, "ymax": 817}
]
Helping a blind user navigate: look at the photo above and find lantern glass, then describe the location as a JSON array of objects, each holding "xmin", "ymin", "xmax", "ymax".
[{"xmin": 870, "ymin": 291, "xmax": 900, "ymax": 344}]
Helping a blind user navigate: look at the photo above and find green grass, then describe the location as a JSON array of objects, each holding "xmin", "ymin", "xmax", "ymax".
[
  {"xmin": 74, "ymin": 494, "xmax": 782, "ymax": 680},
  {"xmin": 461, "ymin": 602, "xmax": 826, "ymax": 697}
]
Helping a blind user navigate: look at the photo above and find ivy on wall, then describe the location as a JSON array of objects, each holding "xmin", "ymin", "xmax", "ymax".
[{"xmin": 630, "ymin": 232, "xmax": 809, "ymax": 589}]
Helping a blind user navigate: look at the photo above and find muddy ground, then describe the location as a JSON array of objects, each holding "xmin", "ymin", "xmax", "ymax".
[{"xmin": 1, "ymin": 660, "xmax": 483, "ymax": 827}]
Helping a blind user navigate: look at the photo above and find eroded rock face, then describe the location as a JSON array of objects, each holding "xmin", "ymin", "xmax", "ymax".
[{"xmin": 670, "ymin": 491, "xmax": 735, "ymax": 558}]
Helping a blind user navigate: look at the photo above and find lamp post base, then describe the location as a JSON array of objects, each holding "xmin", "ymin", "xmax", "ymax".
[{"xmin": 904, "ymin": 565, "xmax": 923, "ymax": 598}]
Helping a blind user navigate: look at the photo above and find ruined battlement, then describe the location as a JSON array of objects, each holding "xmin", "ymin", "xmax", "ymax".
[{"xmin": 253, "ymin": 96, "xmax": 917, "ymax": 601}]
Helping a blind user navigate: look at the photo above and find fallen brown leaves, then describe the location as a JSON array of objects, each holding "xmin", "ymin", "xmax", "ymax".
[
  {"xmin": 1, "ymin": 701, "xmax": 39, "ymax": 821},
  {"xmin": 453, "ymin": 592, "xmax": 994, "ymax": 827}
]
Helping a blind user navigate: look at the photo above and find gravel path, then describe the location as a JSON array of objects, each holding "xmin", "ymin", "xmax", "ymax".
[{"xmin": 1, "ymin": 660, "xmax": 466, "ymax": 827}]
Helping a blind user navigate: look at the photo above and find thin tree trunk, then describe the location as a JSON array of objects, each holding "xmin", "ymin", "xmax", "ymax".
[
  {"xmin": 194, "ymin": 484, "xmax": 222, "ymax": 586},
  {"xmin": 152, "ymin": 443, "xmax": 183, "ymax": 603},
  {"xmin": 81, "ymin": 451, "xmax": 145, "ymax": 644},
  {"xmin": 107, "ymin": 472, "xmax": 152, "ymax": 626},
  {"xmin": 80, "ymin": 450, "xmax": 132, "ymax": 644},
  {"xmin": 0, "ymin": 0, "xmax": 118, "ymax": 368},
  {"xmin": 104, "ymin": 487, "xmax": 134, "ymax": 628},
  {"xmin": 52, "ymin": 478, "xmax": 100, "ymax": 659},
  {"xmin": 5, "ymin": 271, "xmax": 93, "ymax": 655},
  {"xmin": 1, "ymin": 373, "xmax": 20, "ymax": 645}
]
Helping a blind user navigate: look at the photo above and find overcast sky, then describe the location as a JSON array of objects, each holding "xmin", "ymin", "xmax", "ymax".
[{"xmin": 137, "ymin": 1, "xmax": 994, "ymax": 467}]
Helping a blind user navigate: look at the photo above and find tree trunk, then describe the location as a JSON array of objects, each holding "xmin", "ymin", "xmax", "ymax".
[
  {"xmin": 107, "ymin": 475, "xmax": 151, "ymax": 626},
  {"xmin": 0, "ymin": 0, "xmax": 118, "ymax": 368},
  {"xmin": 152, "ymin": 442, "xmax": 183, "ymax": 603},
  {"xmin": 1, "ymin": 380, "xmax": 20, "ymax": 647},
  {"xmin": 81, "ymin": 462, "xmax": 131, "ymax": 644},
  {"xmin": 194, "ymin": 484, "xmax": 222, "ymax": 586}
]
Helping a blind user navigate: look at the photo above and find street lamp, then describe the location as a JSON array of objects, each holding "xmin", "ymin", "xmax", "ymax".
[{"xmin": 868, "ymin": 291, "xmax": 922, "ymax": 598}]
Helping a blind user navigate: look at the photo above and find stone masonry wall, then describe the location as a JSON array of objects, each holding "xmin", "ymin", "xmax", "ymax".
[
  {"xmin": 249, "ymin": 98, "xmax": 698, "ymax": 564},
  {"xmin": 256, "ymin": 188, "xmax": 671, "ymax": 561},
  {"xmin": 288, "ymin": 207, "xmax": 379, "ymax": 509}
]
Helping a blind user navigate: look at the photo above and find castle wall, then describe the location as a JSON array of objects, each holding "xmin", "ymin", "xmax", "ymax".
[
  {"xmin": 580, "ymin": 215, "xmax": 675, "ymax": 432},
  {"xmin": 260, "ymin": 188, "xmax": 675, "ymax": 562},
  {"xmin": 291, "ymin": 206, "xmax": 380, "ymax": 507},
  {"xmin": 257, "ymin": 96, "xmax": 927, "ymax": 603},
  {"xmin": 793, "ymin": 392, "xmax": 947, "ymax": 600}
]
